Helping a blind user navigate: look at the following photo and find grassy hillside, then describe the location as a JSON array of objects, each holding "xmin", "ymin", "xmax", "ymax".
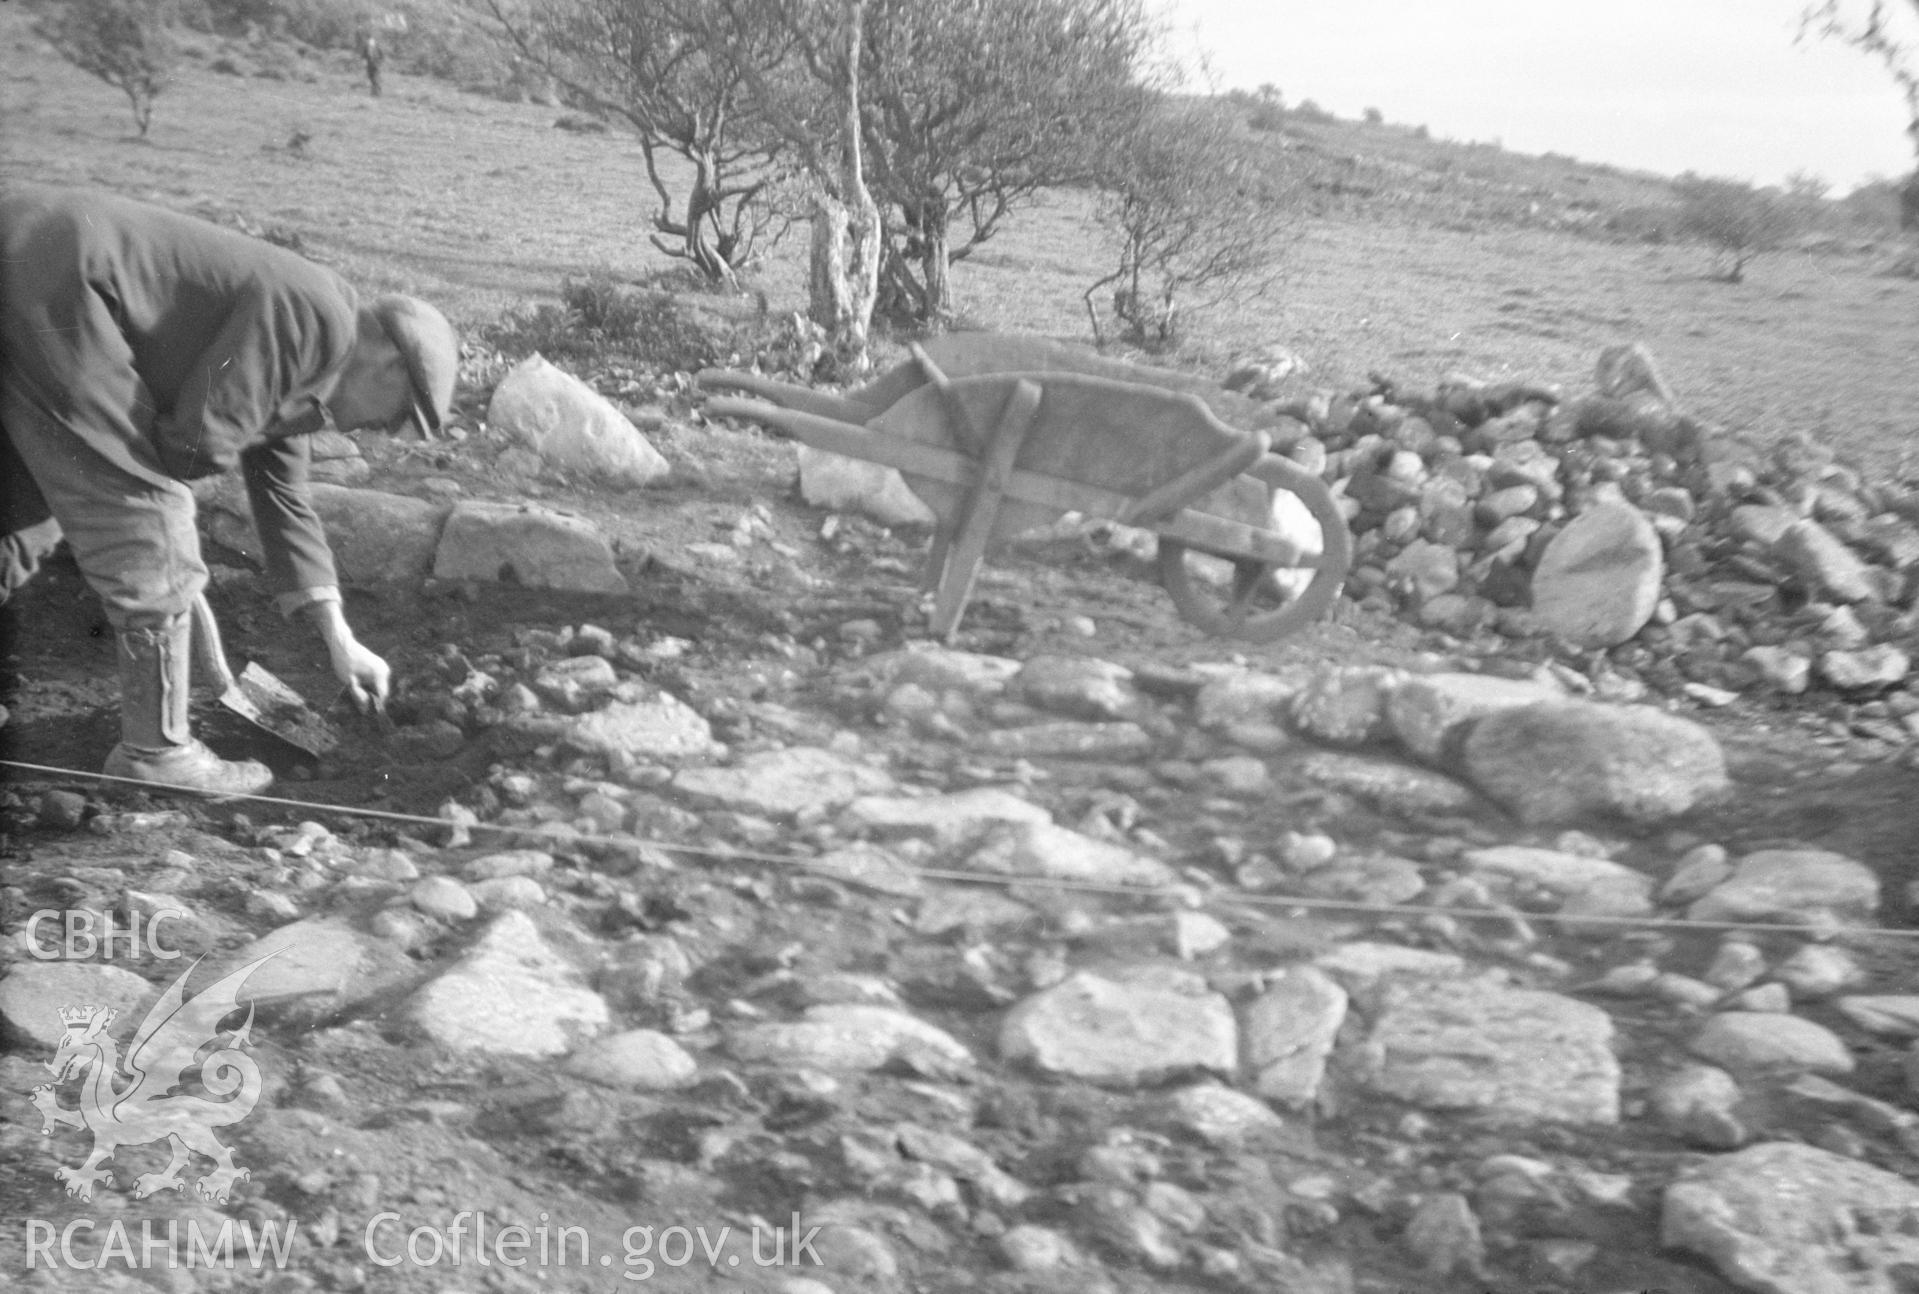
[{"xmin": 4, "ymin": 6, "xmax": 1915, "ymax": 473}]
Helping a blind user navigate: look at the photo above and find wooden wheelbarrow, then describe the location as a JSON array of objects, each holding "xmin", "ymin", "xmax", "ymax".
[{"xmin": 699, "ymin": 335, "xmax": 1353, "ymax": 644}]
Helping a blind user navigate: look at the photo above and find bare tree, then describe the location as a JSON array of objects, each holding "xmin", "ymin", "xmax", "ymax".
[
  {"xmin": 810, "ymin": 0, "xmax": 883, "ymax": 364},
  {"xmin": 705, "ymin": 0, "xmax": 883, "ymax": 367},
  {"xmin": 859, "ymin": 0, "xmax": 1159, "ymax": 327},
  {"xmin": 1084, "ymin": 97, "xmax": 1298, "ymax": 349},
  {"xmin": 36, "ymin": 0, "xmax": 178, "ymax": 138},
  {"xmin": 478, "ymin": 0, "xmax": 793, "ymax": 282},
  {"xmin": 1674, "ymin": 175, "xmax": 1802, "ymax": 281}
]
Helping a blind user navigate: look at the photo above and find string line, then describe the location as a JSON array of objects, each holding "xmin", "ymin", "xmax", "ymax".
[{"xmin": 5, "ymin": 757, "xmax": 1914, "ymax": 941}]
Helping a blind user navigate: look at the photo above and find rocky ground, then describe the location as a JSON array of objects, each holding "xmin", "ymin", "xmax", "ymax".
[{"xmin": 6, "ymin": 344, "xmax": 1919, "ymax": 1294}]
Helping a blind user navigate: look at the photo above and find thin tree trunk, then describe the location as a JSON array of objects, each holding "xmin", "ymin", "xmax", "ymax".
[
  {"xmin": 918, "ymin": 205, "xmax": 952, "ymax": 328},
  {"xmin": 805, "ymin": 0, "xmax": 880, "ymax": 371},
  {"xmin": 808, "ymin": 191, "xmax": 854, "ymax": 334}
]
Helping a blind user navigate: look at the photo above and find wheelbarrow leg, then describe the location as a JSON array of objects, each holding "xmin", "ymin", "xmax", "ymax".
[
  {"xmin": 906, "ymin": 344, "xmax": 979, "ymax": 609},
  {"xmin": 929, "ymin": 378, "xmax": 1044, "ymax": 643},
  {"xmin": 920, "ymin": 525, "xmax": 955, "ymax": 595}
]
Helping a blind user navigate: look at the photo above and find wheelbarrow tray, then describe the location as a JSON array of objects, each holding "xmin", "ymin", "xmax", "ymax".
[{"xmin": 712, "ymin": 374, "xmax": 1286, "ymax": 561}]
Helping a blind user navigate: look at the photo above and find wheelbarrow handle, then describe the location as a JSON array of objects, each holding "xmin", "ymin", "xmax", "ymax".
[{"xmin": 697, "ymin": 370, "xmax": 880, "ymax": 426}]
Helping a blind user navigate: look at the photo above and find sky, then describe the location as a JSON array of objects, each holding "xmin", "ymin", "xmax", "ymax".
[{"xmin": 1171, "ymin": 0, "xmax": 1917, "ymax": 192}]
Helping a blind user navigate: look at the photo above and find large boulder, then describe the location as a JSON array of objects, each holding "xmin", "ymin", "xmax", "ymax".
[
  {"xmin": 432, "ymin": 500, "xmax": 630, "ymax": 594},
  {"xmin": 1354, "ymin": 976, "xmax": 1620, "ymax": 1125},
  {"xmin": 1385, "ymin": 671, "xmax": 1565, "ymax": 762},
  {"xmin": 1460, "ymin": 700, "xmax": 1728, "ymax": 825},
  {"xmin": 488, "ymin": 354, "xmax": 671, "ymax": 488},
  {"xmin": 796, "ymin": 444, "xmax": 937, "ymax": 527},
  {"xmin": 999, "ymin": 971, "xmax": 1237, "ymax": 1087},
  {"xmin": 1528, "ymin": 502, "xmax": 1664, "ymax": 647},
  {"xmin": 407, "ymin": 911, "xmax": 609, "ymax": 1057},
  {"xmin": 199, "ymin": 479, "xmax": 448, "ymax": 588},
  {"xmin": 0, "ymin": 963, "xmax": 155, "ymax": 1050},
  {"xmin": 672, "ymin": 746, "xmax": 897, "ymax": 819},
  {"xmin": 1687, "ymin": 849, "xmax": 1880, "ymax": 926},
  {"xmin": 1774, "ymin": 519, "xmax": 1876, "ymax": 604},
  {"xmin": 1662, "ymin": 1142, "xmax": 1919, "ymax": 1294}
]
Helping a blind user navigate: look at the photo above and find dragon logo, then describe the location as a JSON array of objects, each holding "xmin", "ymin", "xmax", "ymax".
[{"xmin": 29, "ymin": 955, "xmax": 275, "ymax": 1204}]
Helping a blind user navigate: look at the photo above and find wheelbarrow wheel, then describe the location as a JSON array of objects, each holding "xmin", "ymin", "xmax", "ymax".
[
  {"xmin": 1155, "ymin": 455, "xmax": 1353, "ymax": 644},
  {"xmin": 1157, "ymin": 544, "xmax": 1304, "ymax": 642}
]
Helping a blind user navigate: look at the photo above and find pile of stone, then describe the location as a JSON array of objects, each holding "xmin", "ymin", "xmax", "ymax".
[{"xmin": 1254, "ymin": 342, "xmax": 1919, "ymax": 734}]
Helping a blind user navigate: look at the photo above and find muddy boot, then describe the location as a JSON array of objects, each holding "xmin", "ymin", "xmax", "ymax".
[{"xmin": 102, "ymin": 613, "xmax": 272, "ymax": 796}]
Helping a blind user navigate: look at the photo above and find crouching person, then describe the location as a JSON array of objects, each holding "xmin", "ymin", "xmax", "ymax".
[{"xmin": 0, "ymin": 185, "xmax": 458, "ymax": 794}]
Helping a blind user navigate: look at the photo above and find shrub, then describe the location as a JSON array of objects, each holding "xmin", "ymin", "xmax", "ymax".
[
  {"xmin": 484, "ymin": 275, "xmax": 729, "ymax": 373},
  {"xmin": 1246, "ymin": 103, "xmax": 1285, "ymax": 133},
  {"xmin": 1362, "ymin": 106, "xmax": 1383, "ymax": 125},
  {"xmin": 35, "ymin": 0, "xmax": 180, "ymax": 137},
  {"xmin": 1674, "ymin": 175, "xmax": 1801, "ymax": 281},
  {"xmin": 1292, "ymin": 99, "xmax": 1335, "ymax": 123},
  {"xmin": 1085, "ymin": 99, "xmax": 1299, "ymax": 350}
]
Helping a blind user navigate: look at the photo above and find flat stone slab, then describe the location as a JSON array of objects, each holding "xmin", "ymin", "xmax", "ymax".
[
  {"xmin": 1464, "ymin": 845, "xmax": 1653, "ymax": 901},
  {"xmin": 806, "ymin": 844, "xmax": 926, "ymax": 898},
  {"xmin": 1354, "ymin": 976, "xmax": 1620, "ymax": 1125},
  {"xmin": 1244, "ymin": 966, "xmax": 1348, "ymax": 1107},
  {"xmin": 1292, "ymin": 751, "xmax": 1482, "ymax": 816},
  {"xmin": 1834, "ymin": 995, "xmax": 1919, "ymax": 1038},
  {"xmin": 1193, "ymin": 670, "xmax": 1301, "ymax": 735},
  {"xmin": 1689, "ymin": 1011, "xmax": 1855, "ymax": 1076},
  {"xmin": 972, "ymin": 722, "xmax": 1155, "ymax": 760},
  {"xmin": 728, "ymin": 1005, "xmax": 973, "ymax": 1072},
  {"xmin": 672, "ymin": 746, "xmax": 896, "ymax": 818},
  {"xmin": 211, "ymin": 915, "xmax": 421, "ymax": 1026},
  {"xmin": 1688, "ymin": 849, "xmax": 1879, "ymax": 925},
  {"xmin": 0, "ymin": 962, "xmax": 156, "ymax": 1050},
  {"xmin": 408, "ymin": 911, "xmax": 609, "ymax": 1057},
  {"xmin": 1460, "ymin": 700, "xmax": 1728, "ymax": 825},
  {"xmin": 1012, "ymin": 654, "xmax": 1142, "ymax": 721},
  {"xmin": 961, "ymin": 821, "xmax": 1176, "ymax": 888},
  {"xmin": 555, "ymin": 692, "xmax": 719, "ymax": 762},
  {"xmin": 841, "ymin": 788, "xmax": 1050, "ymax": 848},
  {"xmin": 1313, "ymin": 942, "xmax": 1467, "ymax": 992},
  {"xmin": 999, "ymin": 971, "xmax": 1237, "ymax": 1087},
  {"xmin": 859, "ymin": 646, "xmax": 1023, "ymax": 697},
  {"xmin": 1161, "ymin": 1083, "xmax": 1288, "ymax": 1146},
  {"xmin": 1387, "ymin": 671, "xmax": 1566, "ymax": 761},
  {"xmin": 563, "ymin": 1029, "xmax": 699, "ymax": 1090},
  {"xmin": 1663, "ymin": 1141, "xmax": 1919, "ymax": 1294}
]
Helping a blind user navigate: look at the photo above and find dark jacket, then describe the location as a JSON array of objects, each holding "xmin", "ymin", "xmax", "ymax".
[{"xmin": 0, "ymin": 185, "xmax": 358, "ymax": 595}]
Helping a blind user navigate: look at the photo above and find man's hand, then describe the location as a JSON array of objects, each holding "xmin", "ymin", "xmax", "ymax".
[
  {"xmin": 326, "ymin": 635, "xmax": 392, "ymax": 713},
  {"xmin": 304, "ymin": 597, "xmax": 391, "ymax": 711}
]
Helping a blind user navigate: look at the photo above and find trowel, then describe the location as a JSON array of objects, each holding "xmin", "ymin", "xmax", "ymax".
[{"xmin": 188, "ymin": 593, "xmax": 340, "ymax": 756}]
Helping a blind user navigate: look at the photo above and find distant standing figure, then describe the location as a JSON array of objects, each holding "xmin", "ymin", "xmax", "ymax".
[{"xmin": 362, "ymin": 34, "xmax": 384, "ymax": 98}]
